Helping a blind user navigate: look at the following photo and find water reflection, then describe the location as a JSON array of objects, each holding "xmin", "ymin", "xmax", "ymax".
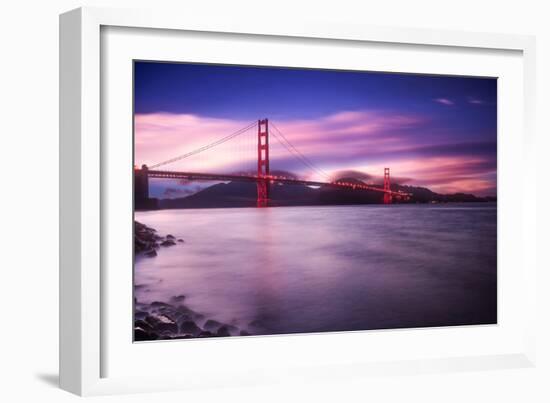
[{"xmin": 135, "ymin": 203, "xmax": 497, "ymax": 335}]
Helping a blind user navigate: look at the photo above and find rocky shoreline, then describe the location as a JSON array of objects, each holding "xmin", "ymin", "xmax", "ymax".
[
  {"xmin": 134, "ymin": 221, "xmax": 251, "ymax": 341},
  {"xmin": 135, "ymin": 221, "xmax": 184, "ymax": 258}
]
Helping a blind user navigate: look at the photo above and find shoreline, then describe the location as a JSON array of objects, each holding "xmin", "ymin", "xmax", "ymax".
[{"xmin": 134, "ymin": 221, "xmax": 251, "ymax": 341}]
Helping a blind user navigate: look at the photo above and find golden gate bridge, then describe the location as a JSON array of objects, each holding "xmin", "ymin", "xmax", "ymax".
[{"xmin": 135, "ymin": 119, "xmax": 410, "ymax": 208}]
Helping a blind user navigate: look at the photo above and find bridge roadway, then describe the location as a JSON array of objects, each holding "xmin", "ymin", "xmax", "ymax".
[{"xmin": 145, "ymin": 169, "xmax": 407, "ymax": 197}]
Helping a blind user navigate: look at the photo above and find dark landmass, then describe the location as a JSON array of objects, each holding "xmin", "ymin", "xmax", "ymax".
[
  {"xmin": 157, "ymin": 178, "xmax": 496, "ymax": 210},
  {"xmin": 134, "ymin": 221, "xmax": 253, "ymax": 341}
]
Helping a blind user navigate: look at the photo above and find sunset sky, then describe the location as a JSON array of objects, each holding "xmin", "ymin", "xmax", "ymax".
[{"xmin": 134, "ymin": 61, "xmax": 497, "ymax": 198}]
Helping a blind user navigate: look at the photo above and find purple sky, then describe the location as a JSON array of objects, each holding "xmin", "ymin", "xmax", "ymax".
[{"xmin": 134, "ymin": 62, "xmax": 497, "ymax": 198}]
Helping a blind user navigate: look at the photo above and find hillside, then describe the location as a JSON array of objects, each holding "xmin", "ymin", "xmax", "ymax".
[{"xmin": 157, "ymin": 179, "xmax": 494, "ymax": 209}]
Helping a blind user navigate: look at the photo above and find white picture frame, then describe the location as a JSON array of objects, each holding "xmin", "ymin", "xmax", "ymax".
[{"xmin": 60, "ymin": 6, "xmax": 537, "ymax": 396}]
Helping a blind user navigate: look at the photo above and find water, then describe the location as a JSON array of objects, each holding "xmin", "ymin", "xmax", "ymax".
[{"xmin": 135, "ymin": 203, "xmax": 497, "ymax": 335}]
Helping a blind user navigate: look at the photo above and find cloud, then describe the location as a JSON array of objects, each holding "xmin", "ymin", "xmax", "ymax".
[
  {"xmin": 468, "ymin": 97, "xmax": 484, "ymax": 105},
  {"xmin": 355, "ymin": 156, "xmax": 496, "ymax": 196},
  {"xmin": 434, "ymin": 98, "xmax": 454, "ymax": 106},
  {"xmin": 135, "ymin": 109, "xmax": 426, "ymax": 177},
  {"xmin": 135, "ymin": 109, "xmax": 496, "ymax": 196}
]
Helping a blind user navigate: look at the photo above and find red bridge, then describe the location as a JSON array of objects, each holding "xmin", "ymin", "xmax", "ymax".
[{"xmin": 135, "ymin": 119, "xmax": 410, "ymax": 208}]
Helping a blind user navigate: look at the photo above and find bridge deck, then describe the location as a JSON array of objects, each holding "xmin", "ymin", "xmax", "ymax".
[{"xmin": 144, "ymin": 169, "xmax": 408, "ymax": 197}]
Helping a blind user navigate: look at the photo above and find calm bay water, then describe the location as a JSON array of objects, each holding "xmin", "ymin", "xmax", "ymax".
[{"xmin": 135, "ymin": 203, "xmax": 497, "ymax": 335}]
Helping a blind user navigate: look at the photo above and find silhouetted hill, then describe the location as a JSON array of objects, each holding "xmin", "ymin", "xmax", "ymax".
[
  {"xmin": 159, "ymin": 181, "xmax": 321, "ymax": 209},
  {"xmin": 157, "ymin": 180, "xmax": 495, "ymax": 210}
]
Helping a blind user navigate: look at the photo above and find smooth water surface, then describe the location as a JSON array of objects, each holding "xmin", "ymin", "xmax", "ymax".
[{"xmin": 135, "ymin": 203, "xmax": 497, "ymax": 335}]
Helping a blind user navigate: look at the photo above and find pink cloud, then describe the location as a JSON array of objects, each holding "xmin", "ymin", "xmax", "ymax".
[
  {"xmin": 434, "ymin": 98, "xmax": 454, "ymax": 106},
  {"xmin": 135, "ymin": 110, "xmax": 495, "ymax": 195},
  {"xmin": 135, "ymin": 110, "xmax": 425, "ymax": 174},
  {"xmin": 356, "ymin": 157, "xmax": 496, "ymax": 196}
]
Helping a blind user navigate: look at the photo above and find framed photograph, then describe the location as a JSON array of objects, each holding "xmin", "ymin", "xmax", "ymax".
[{"xmin": 60, "ymin": 7, "xmax": 537, "ymax": 396}]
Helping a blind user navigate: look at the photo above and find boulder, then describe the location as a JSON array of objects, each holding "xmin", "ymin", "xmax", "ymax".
[
  {"xmin": 161, "ymin": 239, "xmax": 176, "ymax": 247},
  {"xmin": 166, "ymin": 234, "xmax": 175, "ymax": 240},
  {"xmin": 144, "ymin": 249, "xmax": 157, "ymax": 257},
  {"xmin": 134, "ymin": 327, "xmax": 158, "ymax": 341},
  {"xmin": 134, "ymin": 319, "xmax": 153, "ymax": 333},
  {"xmin": 145, "ymin": 313, "xmax": 178, "ymax": 334},
  {"xmin": 203, "ymin": 319, "xmax": 223, "ymax": 332},
  {"xmin": 150, "ymin": 301, "xmax": 171, "ymax": 309},
  {"xmin": 170, "ymin": 295, "xmax": 186, "ymax": 303},
  {"xmin": 216, "ymin": 325, "xmax": 231, "ymax": 337},
  {"xmin": 134, "ymin": 310, "xmax": 148, "ymax": 320},
  {"xmin": 239, "ymin": 330, "xmax": 251, "ymax": 336},
  {"xmin": 179, "ymin": 320, "xmax": 202, "ymax": 336},
  {"xmin": 134, "ymin": 221, "xmax": 160, "ymax": 253},
  {"xmin": 177, "ymin": 239, "xmax": 184, "ymax": 243}
]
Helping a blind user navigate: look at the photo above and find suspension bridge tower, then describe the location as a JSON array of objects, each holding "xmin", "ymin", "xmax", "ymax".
[
  {"xmin": 383, "ymin": 167, "xmax": 392, "ymax": 204},
  {"xmin": 257, "ymin": 119, "xmax": 270, "ymax": 207}
]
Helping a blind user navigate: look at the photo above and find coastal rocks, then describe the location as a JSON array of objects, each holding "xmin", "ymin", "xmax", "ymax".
[
  {"xmin": 133, "ymin": 297, "xmax": 255, "ymax": 341},
  {"xmin": 134, "ymin": 221, "xmax": 184, "ymax": 256},
  {"xmin": 135, "ymin": 327, "xmax": 158, "ymax": 341},
  {"xmin": 134, "ymin": 310, "xmax": 148, "ymax": 320},
  {"xmin": 134, "ymin": 221, "xmax": 159, "ymax": 253},
  {"xmin": 170, "ymin": 294, "xmax": 186, "ymax": 304},
  {"xmin": 179, "ymin": 320, "xmax": 202, "ymax": 336},
  {"xmin": 145, "ymin": 313, "xmax": 178, "ymax": 334},
  {"xmin": 160, "ymin": 239, "xmax": 176, "ymax": 247},
  {"xmin": 216, "ymin": 325, "xmax": 231, "ymax": 337},
  {"xmin": 203, "ymin": 319, "xmax": 223, "ymax": 332}
]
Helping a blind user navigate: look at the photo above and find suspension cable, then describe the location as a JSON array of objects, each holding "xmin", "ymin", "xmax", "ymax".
[
  {"xmin": 149, "ymin": 121, "xmax": 257, "ymax": 169},
  {"xmin": 269, "ymin": 122, "xmax": 332, "ymax": 181}
]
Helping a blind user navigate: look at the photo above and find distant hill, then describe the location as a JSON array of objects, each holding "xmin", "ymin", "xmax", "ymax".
[{"xmin": 157, "ymin": 179, "xmax": 495, "ymax": 210}]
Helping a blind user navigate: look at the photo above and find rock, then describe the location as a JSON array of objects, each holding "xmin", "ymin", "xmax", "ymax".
[
  {"xmin": 158, "ymin": 330, "xmax": 175, "ymax": 340},
  {"xmin": 203, "ymin": 319, "xmax": 223, "ymax": 332},
  {"xmin": 174, "ymin": 305, "xmax": 204, "ymax": 322},
  {"xmin": 135, "ymin": 221, "xmax": 161, "ymax": 253},
  {"xmin": 177, "ymin": 239, "xmax": 184, "ymax": 243},
  {"xmin": 166, "ymin": 234, "xmax": 175, "ymax": 240},
  {"xmin": 145, "ymin": 313, "xmax": 178, "ymax": 334},
  {"xmin": 179, "ymin": 320, "xmax": 202, "ymax": 336},
  {"xmin": 198, "ymin": 331, "xmax": 215, "ymax": 338},
  {"xmin": 170, "ymin": 295, "xmax": 186, "ymax": 303},
  {"xmin": 161, "ymin": 239, "xmax": 176, "ymax": 247},
  {"xmin": 134, "ymin": 310, "xmax": 148, "ymax": 320},
  {"xmin": 239, "ymin": 330, "xmax": 251, "ymax": 336},
  {"xmin": 134, "ymin": 327, "xmax": 158, "ymax": 341},
  {"xmin": 144, "ymin": 249, "xmax": 157, "ymax": 257},
  {"xmin": 216, "ymin": 325, "xmax": 231, "ymax": 337},
  {"xmin": 174, "ymin": 311, "xmax": 193, "ymax": 324},
  {"xmin": 150, "ymin": 301, "xmax": 171, "ymax": 309},
  {"xmin": 134, "ymin": 319, "xmax": 153, "ymax": 332}
]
